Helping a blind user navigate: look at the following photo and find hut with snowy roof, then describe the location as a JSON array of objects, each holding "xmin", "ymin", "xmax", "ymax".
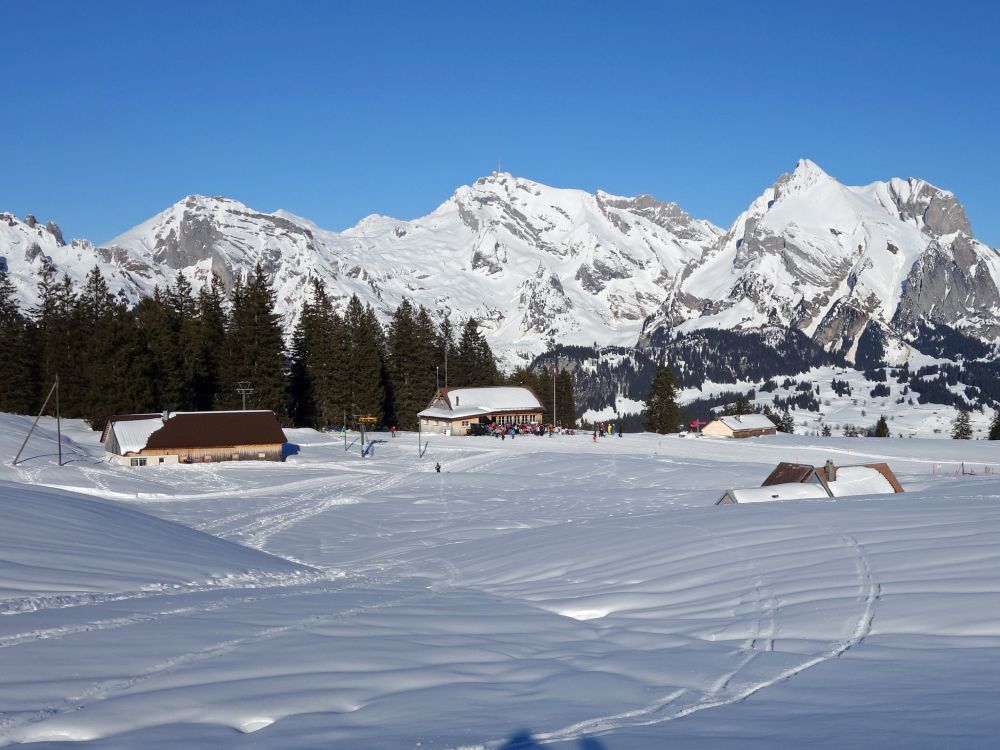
[
  {"xmin": 717, "ymin": 460, "xmax": 904, "ymax": 504},
  {"xmin": 418, "ymin": 386, "xmax": 544, "ymax": 435},
  {"xmin": 103, "ymin": 411, "xmax": 287, "ymax": 466},
  {"xmin": 702, "ymin": 414, "xmax": 778, "ymax": 438}
]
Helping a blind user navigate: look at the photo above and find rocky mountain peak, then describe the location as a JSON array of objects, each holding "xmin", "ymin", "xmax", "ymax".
[{"xmin": 882, "ymin": 178, "xmax": 972, "ymax": 238}]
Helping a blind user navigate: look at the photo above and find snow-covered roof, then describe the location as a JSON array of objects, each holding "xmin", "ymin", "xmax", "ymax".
[
  {"xmin": 444, "ymin": 386, "xmax": 543, "ymax": 412},
  {"xmin": 828, "ymin": 466, "xmax": 895, "ymax": 497},
  {"xmin": 110, "ymin": 418, "xmax": 164, "ymax": 454},
  {"xmin": 727, "ymin": 483, "xmax": 831, "ymax": 504},
  {"xmin": 417, "ymin": 406, "xmax": 489, "ymax": 420},
  {"xmin": 419, "ymin": 387, "xmax": 544, "ymax": 420},
  {"xmin": 716, "ymin": 414, "xmax": 777, "ymax": 431}
]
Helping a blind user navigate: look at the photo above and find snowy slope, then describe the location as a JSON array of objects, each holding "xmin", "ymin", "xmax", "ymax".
[{"xmin": 1, "ymin": 413, "xmax": 999, "ymax": 747}]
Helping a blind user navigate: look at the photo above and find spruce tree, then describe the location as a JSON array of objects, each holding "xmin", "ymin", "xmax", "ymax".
[
  {"xmin": 873, "ymin": 415, "xmax": 890, "ymax": 437},
  {"xmin": 31, "ymin": 265, "xmax": 82, "ymax": 415},
  {"xmin": 645, "ymin": 364, "xmax": 680, "ymax": 434},
  {"xmin": 411, "ymin": 305, "xmax": 440, "ymax": 410},
  {"xmin": 193, "ymin": 275, "xmax": 228, "ymax": 410},
  {"xmin": 454, "ymin": 318, "xmax": 499, "ymax": 387},
  {"xmin": 78, "ymin": 268, "xmax": 154, "ymax": 427},
  {"xmin": 386, "ymin": 298, "xmax": 438, "ymax": 429},
  {"xmin": 951, "ymin": 409, "xmax": 973, "ymax": 439},
  {"xmin": 222, "ymin": 265, "xmax": 288, "ymax": 419},
  {"xmin": 821, "ymin": 424, "xmax": 832, "ymax": 437},
  {"xmin": 288, "ymin": 278, "xmax": 346, "ymax": 428},
  {"xmin": 989, "ymin": 409, "xmax": 1000, "ymax": 441},
  {"xmin": 135, "ymin": 288, "xmax": 176, "ymax": 410},
  {"xmin": 0, "ymin": 265, "xmax": 36, "ymax": 414},
  {"xmin": 288, "ymin": 306, "xmax": 316, "ymax": 427},
  {"xmin": 778, "ymin": 408, "xmax": 795, "ymax": 434},
  {"xmin": 165, "ymin": 271, "xmax": 200, "ymax": 409},
  {"xmin": 344, "ymin": 295, "xmax": 385, "ymax": 422},
  {"xmin": 555, "ymin": 368, "xmax": 576, "ymax": 427},
  {"xmin": 437, "ymin": 317, "xmax": 456, "ymax": 388}
]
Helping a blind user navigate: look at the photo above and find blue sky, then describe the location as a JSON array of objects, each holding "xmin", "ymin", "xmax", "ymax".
[{"xmin": 3, "ymin": 0, "xmax": 999, "ymax": 246}]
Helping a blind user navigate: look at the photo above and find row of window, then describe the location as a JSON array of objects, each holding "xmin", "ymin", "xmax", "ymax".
[
  {"xmin": 494, "ymin": 414, "xmax": 536, "ymax": 425},
  {"xmin": 130, "ymin": 457, "xmax": 165, "ymax": 466}
]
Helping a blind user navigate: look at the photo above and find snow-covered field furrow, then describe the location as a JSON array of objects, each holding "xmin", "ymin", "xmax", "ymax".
[{"xmin": 0, "ymin": 419, "xmax": 999, "ymax": 747}]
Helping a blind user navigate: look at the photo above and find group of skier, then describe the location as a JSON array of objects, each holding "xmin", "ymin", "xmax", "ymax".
[{"xmin": 592, "ymin": 421, "xmax": 623, "ymax": 442}]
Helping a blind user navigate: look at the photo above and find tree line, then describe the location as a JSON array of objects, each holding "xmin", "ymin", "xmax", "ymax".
[{"xmin": 0, "ymin": 263, "xmax": 575, "ymax": 431}]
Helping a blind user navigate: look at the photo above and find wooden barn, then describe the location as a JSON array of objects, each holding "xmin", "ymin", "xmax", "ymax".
[
  {"xmin": 104, "ymin": 411, "xmax": 287, "ymax": 466},
  {"xmin": 702, "ymin": 414, "xmax": 778, "ymax": 438},
  {"xmin": 717, "ymin": 460, "xmax": 904, "ymax": 504},
  {"xmin": 418, "ymin": 386, "xmax": 544, "ymax": 436}
]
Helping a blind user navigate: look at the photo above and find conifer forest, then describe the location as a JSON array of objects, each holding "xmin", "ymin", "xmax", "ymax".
[{"xmin": 0, "ymin": 263, "xmax": 576, "ymax": 431}]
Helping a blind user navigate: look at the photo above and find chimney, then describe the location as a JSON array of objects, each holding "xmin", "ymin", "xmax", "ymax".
[
  {"xmin": 825, "ymin": 459, "xmax": 837, "ymax": 482},
  {"xmin": 455, "ymin": 396, "xmax": 460, "ymax": 406},
  {"xmin": 162, "ymin": 410, "xmax": 170, "ymax": 422}
]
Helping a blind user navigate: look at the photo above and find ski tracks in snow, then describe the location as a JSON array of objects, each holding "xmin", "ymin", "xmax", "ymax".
[{"xmin": 451, "ymin": 522, "xmax": 882, "ymax": 750}]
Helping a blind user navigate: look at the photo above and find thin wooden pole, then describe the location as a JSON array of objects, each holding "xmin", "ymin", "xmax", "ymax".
[
  {"xmin": 56, "ymin": 374, "xmax": 62, "ymax": 466},
  {"xmin": 12, "ymin": 379, "xmax": 59, "ymax": 466}
]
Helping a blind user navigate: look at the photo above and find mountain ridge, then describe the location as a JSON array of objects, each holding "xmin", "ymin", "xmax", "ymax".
[{"xmin": 3, "ymin": 162, "xmax": 998, "ymax": 369}]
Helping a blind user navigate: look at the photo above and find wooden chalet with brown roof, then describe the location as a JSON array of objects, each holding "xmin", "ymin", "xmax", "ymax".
[{"xmin": 104, "ymin": 410, "xmax": 287, "ymax": 466}]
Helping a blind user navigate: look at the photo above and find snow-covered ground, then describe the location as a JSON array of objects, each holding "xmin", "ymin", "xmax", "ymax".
[{"xmin": 1, "ymin": 413, "xmax": 999, "ymax": 748}]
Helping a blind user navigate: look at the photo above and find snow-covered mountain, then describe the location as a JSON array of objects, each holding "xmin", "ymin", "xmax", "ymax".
[
  {"xmin": 2, "ymin": 175, "xmax": 722, "ymax": 366},
  {"xmin": 641, "ymin": 159, "xmax": 1000, "ymax": 363},
  {"xmin": 3, "ymin": 162, "xmax": 998, "ymax": 368}
]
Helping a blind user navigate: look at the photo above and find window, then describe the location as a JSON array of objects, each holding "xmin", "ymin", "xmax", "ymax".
[
  {"xmin": 130, "ymin": 458, "xmax": 147, "ymax": 467},
  {"xmin": 158, "ymin": 457, "xmax": 164, "ymax": 464}
]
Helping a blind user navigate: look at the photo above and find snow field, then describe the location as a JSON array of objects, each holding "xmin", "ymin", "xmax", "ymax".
[{"xmin": 0, "ymin": 417, "xmax": 999, "ymax": 747}]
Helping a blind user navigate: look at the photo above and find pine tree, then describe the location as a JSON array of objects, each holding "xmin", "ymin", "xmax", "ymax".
[
  {"xmin": 31, "ymin": 265, "xmax": 82, "ymax": 415},
  {"xmin": 222, "ymin": 265, "xmax": 288, "ymax": 419},
  {"xmin": 344, "ymin": 295, "xmax": 385, "ymax": 422},
  {"xmin": 951, "ymin": 408, "xmax": 973, "ymax": 439},
  {"xmin": 193, "ymin": 275, "xmax": 228, "ymax": 410},
  {"xmin": 288, "ymin": 279, "xmax": 350, "ymax": 428},
  {"xmin": 288, "ymin": 305, "xmax": 316, "ymax": 427},
  {"xmin": 645, "ymin": 364, "xmax": 680, "ymax": 434},
  {"xmin": 0, "ymin": 264, "xmax": 36, "ymax": 414},
  {"xmin": 555, "ymin": 368, "xmax": 576, "ymax": 427},
  {"xmin": 821, "ymin": 424, "xmax": 832, "ymax": 437},
  {"xmin": 77, "ymin": 267, "xmax": 128, "ymax": 426},
  {"xmin": 873, "ymin": 414, "xmax": 890, "ymax": 437},
  {"xmin": 78, "ymin": 269, "xmax": 154, "ymax": 428},
  {"xmin": 386, "ymin": 299, "xmax": 438, "ymax": 429},
  {"xmin": 437, "ymin": 317, "xmax": 456, "ymax": 388},
  {"xmin": 165, "ymin": 271, "xmax": 200, "ymax": 409},
  {"xmin": 453, "ymin": 318, "xmax": 499, "ymax": 387},
  {"xmin": 989, "ymin": 409, "xmax": 1000, "ymax": 441},
  {"xmin": 778, "ymin": 408, "xmax": 795, "ymax": 434},
  {"xmin": 135, "ymin": 288, "xmax": 176, "ymax": 410},
  {"xmin": 410, "ymin": 305, "xmax": 440, "ymax": 412}
]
